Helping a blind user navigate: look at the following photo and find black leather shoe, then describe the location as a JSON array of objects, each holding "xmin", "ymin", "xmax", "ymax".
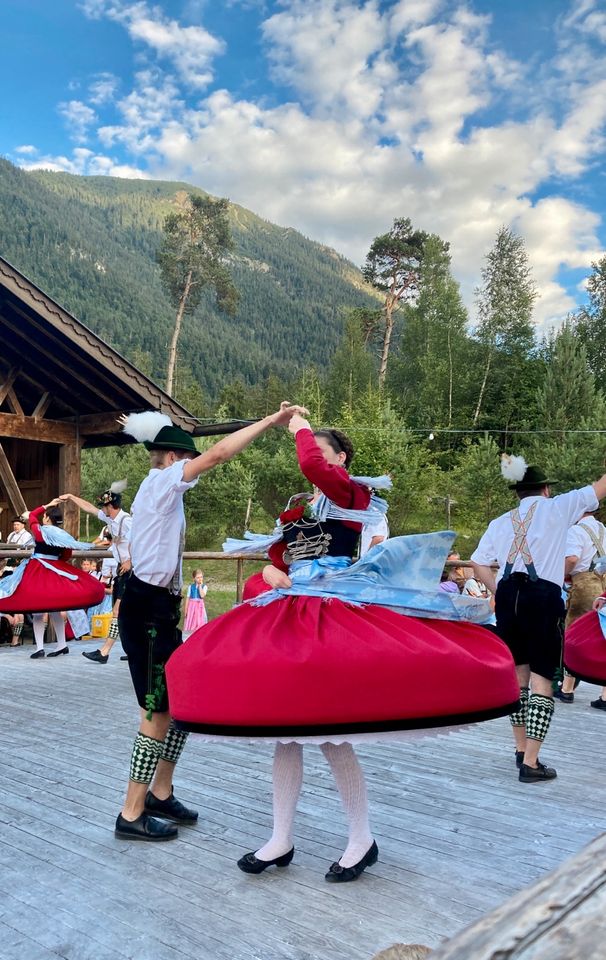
[
  {"xmin": 115, "ymin": 812, "xmax": 178, "ymax": 841},
  {"xmin": 325, "ymin": 841, "xmax": 378, "ymax": 883},
  {"xmin": 47, "ymin": 646, "xmax": 69, "ymax": 657},
  {"xmin": 144, "ymin": 789, "xmax": 198, "ymax": 824},
  {"xmin": 519, "ymin": 761, "xmax": 557, "ymax": 783},
  {"xmin": 120, "ymin": 655, "xmax": 129, "ymax": 661},
  {"xmin": 237, "ymin": 847, "xmax": 295, "ymax": 874},
  {"xmin": 554, "ymin": 689, "xmax": 574, "ymax": 703},
  {"xmin": 590, "ymin": 697, "xmax": 606, "ymax": 711},
  {"xmin": 82, "ymin": 649, "xmax": 108, "ymax": 663},
  {"xmin": 30, "ymin": 649, "xmax": 45, "ymax": 659}
]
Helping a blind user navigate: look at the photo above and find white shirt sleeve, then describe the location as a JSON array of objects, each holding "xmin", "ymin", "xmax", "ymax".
[
  {"xmin": 155, "ymin": 460, "xmax": 199, "ymax": 514},
  {"xmin": 565, "ymin": 525, "xmax": 585, "ymax": 558},
  {"xmin": 554, "ymin": 485, "xmax": 599, "ymax": 527},
  {"xmin": 471, "ymin": 524, "xmax": 498, "ymax": 566}
]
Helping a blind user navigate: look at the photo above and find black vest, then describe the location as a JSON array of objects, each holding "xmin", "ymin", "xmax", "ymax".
[
  {"xmin": 33, "ymin": 542, "xmax": 64, "ymax": 559},
  {"xmin": 281, "ymin": 518, "xmax": 360, "ymax": 565}
]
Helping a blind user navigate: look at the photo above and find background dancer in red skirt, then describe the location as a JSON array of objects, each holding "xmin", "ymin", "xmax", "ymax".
[{"xmin": 0, "ymin": 500, "xmax": 105, "ymax": 659}]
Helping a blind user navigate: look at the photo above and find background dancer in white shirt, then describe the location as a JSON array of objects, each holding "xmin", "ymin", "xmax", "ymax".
[
  {"xmin": 472, "ymin": 457, "xmax": 606, "ymax": 783},
  {"xmin": 61, "ymin": 482, "xmax": 132, "ymax": 663}
]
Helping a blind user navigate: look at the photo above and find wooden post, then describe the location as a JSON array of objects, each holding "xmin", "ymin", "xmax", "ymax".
[
  {"xmin": 236, "ymin": 558, "xmax": 244, "ymax": 604},
  {"xmin": 59, "ymin": 442, "xmax": 81, "ymax": 537},
  {"xmin": 0, "ymin": 443, "xmax": 27, "ymax": 515}
]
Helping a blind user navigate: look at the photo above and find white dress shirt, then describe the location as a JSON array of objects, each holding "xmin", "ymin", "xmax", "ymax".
[
  {"xmin": 96, "ymin": 508, "xmax": 132, "ymax": 565},
  {"xmin": 566, "ymin": 516, "xmax": 606, "ymax": 575},
  {"xmin": 471, "ymin": 485, "xmax": 599, "ymax": 588},
  {"xmin": 130, "ymin": 460, "xmax": 198, "ymax": 591}
]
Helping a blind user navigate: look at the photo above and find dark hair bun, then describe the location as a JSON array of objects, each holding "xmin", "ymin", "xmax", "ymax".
[{"xmin": 314, "ymin": 429, "xmax": 355, "ymax": 468}]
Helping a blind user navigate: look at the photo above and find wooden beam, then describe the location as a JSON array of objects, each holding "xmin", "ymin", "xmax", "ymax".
[
  {"xmin": 0, "ymin": 367, "xmax": 19, "ymax": 406},
  {"xmin": 0, "ymin": 412, "xmax": 77, "ymax": 444},
  {"xmin": 32, "ymin": 392, "xmax": 52, "ymax": 420},
  {"xmin": 6, "ymin": 386, "xmax": 24, "ymax": 417},
  {"xmin": 65, "ymin": 411, "xmax": 126, "ymax": 436},
  {"xmin": 0, "ymin": 443, "xmax": 27, "ymax": 515},
  {"xmin": 59, "ymin": 442, "xmax": 81, "ymax": 537}
]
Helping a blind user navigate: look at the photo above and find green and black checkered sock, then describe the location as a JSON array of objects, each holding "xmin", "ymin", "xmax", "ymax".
[
  {"xmin": 160, "ymin": 722, "xmax": 189, "ymax": 765},
  {"xmin": 129, "ymin": 732, "xmax": 164, "ymax": 784},
  {"xmin": 509, "ymin": 686, "xmax": 529, "ymax": 728},
  {"xmin": 526, "ymin": 694, "xmax": 554, "ymax": 742},
  {"xmin": 12, "ymin": 622, "xmax": 23, "ymax": 640}
]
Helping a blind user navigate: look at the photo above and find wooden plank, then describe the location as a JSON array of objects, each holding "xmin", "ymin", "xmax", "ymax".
[
  {"xmin": 5, "ymin": 386, "xmax": 24, "ymax": 417},
  {"xmin": 0, "ymin": 366, "xmax": 19, "ymax": 405},
  {"xmin": 32, "ymin": 392, "xmax": 51, "ymax": 420},
  {"xmin": 1, "ymin": 648, "xmax": 606, "ymax": 959},
  {"xmin": 0, "ymin": 412, "xmax": 77, "ymax": 444},
  {"xmin": 0, "ymin": 443, "xmax": 27, "ymax": 514}
]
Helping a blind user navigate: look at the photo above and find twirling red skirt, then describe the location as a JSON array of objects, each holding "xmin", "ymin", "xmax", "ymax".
[
  {"xmin": 0, "ymin": 559, "xmax": 105, "ymax": 614},
  {"xmin": 565, "ymin": 610, "xmax": 606, "ymax": 685},
  {"xmin": 166, "ymin": 584, "xmax": 520, "ymax": 737}
]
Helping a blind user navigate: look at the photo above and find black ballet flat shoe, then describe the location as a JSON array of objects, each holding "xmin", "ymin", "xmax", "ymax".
[
  {"xmin": 30, "ymin": 649, "xmax": 45, "ymax": 659},
  {"xmin": 114, "ymin": 812, "xmax": 178, "ymax": 841},
  {"xmin": 47, "ymin": 646, "xmax": 69, "ymax": 657},
  {"xmin": 144, "ymin": 789, "xmax": 198, "ymax": 824},
  {"xmin": 325, "ymin": 841, "xmax": 379, "ymax": 883},
  {"xmin": 237, "ymin": 847, "xmax": 295, "ymax": 874}
]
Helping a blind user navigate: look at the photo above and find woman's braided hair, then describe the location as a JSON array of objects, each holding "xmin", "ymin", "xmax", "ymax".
[{"xmin": 314, "ymin": 429, "xmax": 355, "ymax": 468}]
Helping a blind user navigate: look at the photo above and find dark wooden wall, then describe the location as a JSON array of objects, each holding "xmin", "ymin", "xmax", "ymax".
[{"xmin": 0, "ymin": 439, "xmax": 60, "ymax": 539}]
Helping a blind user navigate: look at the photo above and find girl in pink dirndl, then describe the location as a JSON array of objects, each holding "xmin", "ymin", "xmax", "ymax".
[{"xmin": 183, "ymin": 569, "xmax": 208, "ymax": 634}]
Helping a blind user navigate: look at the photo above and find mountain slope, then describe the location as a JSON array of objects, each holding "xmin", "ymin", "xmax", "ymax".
[{"xmin": 0, "ymin": 160, "xmax": 377, "ymax": 397}]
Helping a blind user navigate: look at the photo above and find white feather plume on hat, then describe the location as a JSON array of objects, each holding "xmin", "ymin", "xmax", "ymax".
[
  {"xmin": 110, "ymin": 479, "xmax": 128, "ymax": 494},
  {"xmin": 121, "ymin": 411, "xmax": 172, "ymax": 443},
  {"xmin": 500, "ymin": 454, "xmax": 527, "ymax": 482}
]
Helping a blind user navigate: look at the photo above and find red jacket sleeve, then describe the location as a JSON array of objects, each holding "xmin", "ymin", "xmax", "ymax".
[
  {"xmin": 295, "ymin": 429, "xmax": 369, "ymax": 510},
  {"xmin": 28, "ymin": 505, "xmax": 46, "ymax": 544}
]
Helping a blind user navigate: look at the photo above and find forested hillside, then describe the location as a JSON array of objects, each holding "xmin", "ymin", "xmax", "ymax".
[{"xmin": 0, "ymin": 159, "xmax": 376, "ymax": 399}]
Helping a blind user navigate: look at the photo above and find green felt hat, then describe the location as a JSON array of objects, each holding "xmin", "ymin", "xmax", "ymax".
[
  {"xmin": 509, "ymin": 465, "xmax": 558, "ymax": 490},
  {"xmin": 144, "ymin": 424, "xmax": 197, "ymax": 453}
]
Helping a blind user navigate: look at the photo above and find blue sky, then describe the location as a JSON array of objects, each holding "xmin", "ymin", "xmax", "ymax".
[{"xmin": 2, "ymin": 0, "xmax": 606, "ymax": 328}]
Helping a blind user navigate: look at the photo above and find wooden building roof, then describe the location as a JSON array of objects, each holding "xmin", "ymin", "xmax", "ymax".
[{"xmin": 0, "ymin": 254, "xmax": 197, "ymax": 448}]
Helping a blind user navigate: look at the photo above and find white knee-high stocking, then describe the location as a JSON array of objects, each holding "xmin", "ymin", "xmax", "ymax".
[
  {"xmin": 50, "ymin": 612, "xmax": 67, "ymax": 650},
  {"xmin": 32, "ymin": 614, "xmax": 46, "ymax": 652},
  {"xmin": 320, "ymin": 742, "xmax": 373, "ymax": 867},
  {"xmin": 255, "ymin": 742, "xmax": 303, "ymax": 861}
]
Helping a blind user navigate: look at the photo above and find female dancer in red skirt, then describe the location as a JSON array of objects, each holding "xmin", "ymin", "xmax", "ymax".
[
  {"xmin": 0, "ymin": 501, "xmax": 105, "ymax": 658},
  {"xmin": 565, "ymin": 577, "xmax": 606, "ymax": 698},
  {"xmin": 167, "ymin": 416, "xmax": 519, "ymax": 881}
]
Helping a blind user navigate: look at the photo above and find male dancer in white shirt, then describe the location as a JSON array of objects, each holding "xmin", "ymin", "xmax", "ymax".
[
  {"xmin": 113, "ymin": 402, "xmax": 305, "ymax": 841},
  {"xmin": 472, "ymin": 458, "xmax": 606, "ymax": 783},
  {"xmin": 61, "ymin": 482, "xmax": 132, "ymax": 663}
]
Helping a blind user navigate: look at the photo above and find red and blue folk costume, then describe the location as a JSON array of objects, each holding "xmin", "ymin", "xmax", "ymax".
[
  {"xmin": 167, "ymin": 430, "xmax": 519, "ymax": 739},
  {"xmin": 0, "ymin": 506, "xmax": 105, "ymax": 614}
]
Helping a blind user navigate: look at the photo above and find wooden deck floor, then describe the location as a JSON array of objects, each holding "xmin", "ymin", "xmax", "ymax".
[{"xmin": 1, "ymin": 638, "xmax": 605, "ymax": 960}]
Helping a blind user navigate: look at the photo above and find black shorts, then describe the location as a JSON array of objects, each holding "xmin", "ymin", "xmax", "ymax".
[
  {"xmin": 118, "ymin": 574, "xmax": 183, "ymax": 713},
  {"xmin": 494, "ymin": 575, "xmax": 565, "ymax": 681},
  {"xmin": 112, "ymin": 569, "xmax": 131, "ymax": 604}
]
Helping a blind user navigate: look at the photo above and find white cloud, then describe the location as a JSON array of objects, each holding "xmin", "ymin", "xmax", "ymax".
[
  {"xmin": 58, "ymin": 100, "xmax": 98, "ymax": 142},
  {"xmin": 14, "ymin": 144, "xmax": 37, "ymax": 155},
  {"xmin": 25, "ymin": 0, "xmax": 606, "ymax": 331},
  {"xmin": 20, "ymin": 147, "xmax": 149, "ymax": 179},
  {"xmin": 80, "ymin": 0, "xmax": 224, "ymax": 89},
  {"xmin": 88, "ymin": 72, "xmax": 120, "ymax": 104}
]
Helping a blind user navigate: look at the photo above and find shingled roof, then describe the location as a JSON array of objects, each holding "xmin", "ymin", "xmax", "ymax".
[{"xmin": 0, "ymin": 255, "xmax": 218, "ymax": 447}]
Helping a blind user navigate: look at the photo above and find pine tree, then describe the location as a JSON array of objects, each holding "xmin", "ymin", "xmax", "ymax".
[{"xmin": 472, "ymin": 227, "xmax": 537, "ymax": 427}]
